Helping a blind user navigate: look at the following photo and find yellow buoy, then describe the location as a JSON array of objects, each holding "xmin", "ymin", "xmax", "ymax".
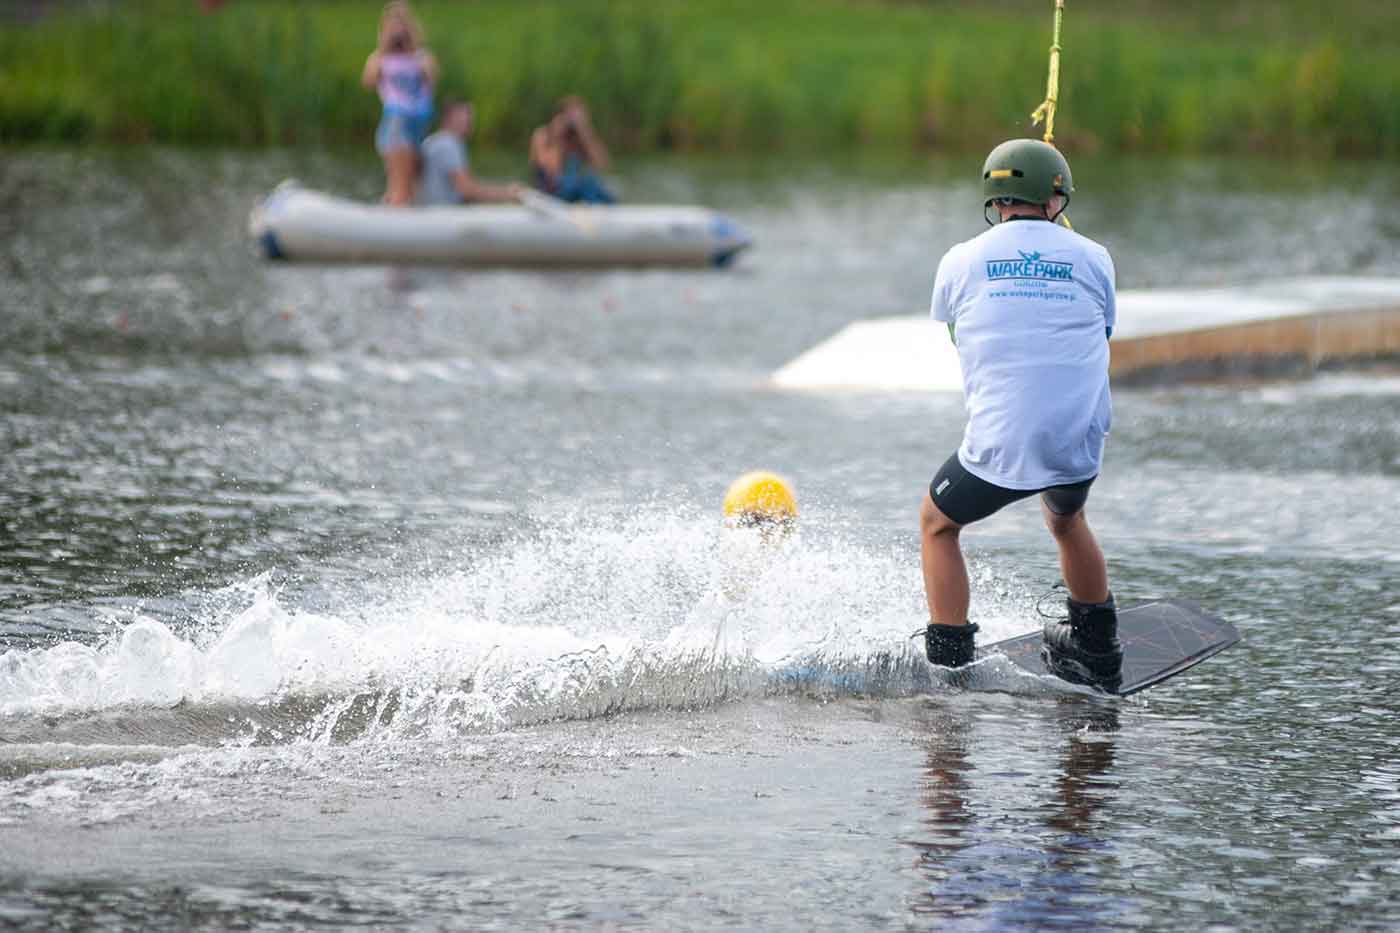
[{"xmin": 722, "ymin": 470, "xmax": 797, "ymax": 529}]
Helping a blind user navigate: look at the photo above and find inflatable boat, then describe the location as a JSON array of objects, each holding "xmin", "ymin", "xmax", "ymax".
[{"xmin": 248, "ymin": 181, "xmax": 751, "ymax": 267}]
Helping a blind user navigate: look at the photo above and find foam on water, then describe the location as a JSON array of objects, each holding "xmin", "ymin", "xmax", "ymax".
[
  {"xmin": 1247, "ymin": 372, "xmax": 1400, "ymax": 402},
  {"xmin": 0, "ymin": 510, "xmax": 1057, "ymax": 745}
]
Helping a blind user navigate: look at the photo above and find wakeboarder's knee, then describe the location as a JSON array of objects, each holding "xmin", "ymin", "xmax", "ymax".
[
  {"xmin": 1043, "ymin": 507, "xmax": 1084, "ymax": 539},
  {"xmin": 920, "ymin": 494, "xmax": 959, "ymax": 540}
]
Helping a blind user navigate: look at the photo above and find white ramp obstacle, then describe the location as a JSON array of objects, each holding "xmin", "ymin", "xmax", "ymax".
[{"xmin": 772, "ymin": 276, "xmax": 1400, "ymax": 391}]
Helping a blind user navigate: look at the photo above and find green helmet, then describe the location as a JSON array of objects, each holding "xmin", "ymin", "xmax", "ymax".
[{"xmin": 981, "ymin": 138, "xmax": 1073, "ymax": 208}]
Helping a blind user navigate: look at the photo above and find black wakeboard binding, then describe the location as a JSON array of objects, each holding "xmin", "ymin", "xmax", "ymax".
[
  {"xmin": 925, "ymin": 621, "xmax": 979, "ymax": 668},
  {"xmin": 1041, "ymin": 594, "xmax": 1124, "ymax": 693}
]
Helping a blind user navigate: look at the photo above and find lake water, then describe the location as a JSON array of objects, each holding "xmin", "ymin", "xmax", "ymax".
[{"xmin": 1, "ymin": 147, "xmax": 1398, "ymax": 930}]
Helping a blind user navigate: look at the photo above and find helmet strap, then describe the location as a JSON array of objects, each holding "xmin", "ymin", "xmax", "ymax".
[{"xmin": 1047, "ymin": 192, "xmax": 1071, "ymax": 224}]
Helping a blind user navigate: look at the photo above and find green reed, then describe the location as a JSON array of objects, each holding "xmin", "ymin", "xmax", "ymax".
[{"xmin": 2, "ymin": 0, "xmax": 1397, "ymax": 156}]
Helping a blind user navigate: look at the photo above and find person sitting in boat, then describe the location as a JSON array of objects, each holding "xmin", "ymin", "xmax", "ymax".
[
  {"xmin": 361, "ymin": 2, "xmax": 437, "ymax": 206},
  {"xmin": 419, "ymin": 101, "xmax": 523, "ymax": 206},
  {"xmin": 529, "ymin": 96, "xmax": 617, "ymax": 204}
]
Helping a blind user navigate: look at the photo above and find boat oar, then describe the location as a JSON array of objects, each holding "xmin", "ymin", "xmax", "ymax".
[{"xmin": 518, "ymin": 189, "xmax": 593, "ymax": 234}]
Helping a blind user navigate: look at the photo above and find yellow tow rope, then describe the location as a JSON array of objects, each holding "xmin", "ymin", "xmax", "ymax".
[
  {"xmin": 1029, "ymin": 0, "xmax": 1072, "ymax": 229},
  {"xmin": 1029, "ymin": 0, "xmax": 1064, "ymax": 147}
]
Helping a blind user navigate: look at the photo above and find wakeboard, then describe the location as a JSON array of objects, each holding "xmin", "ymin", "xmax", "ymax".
[{"xmin": 979, "ymin": 598, "xmax": 1240, "ymax": 696}]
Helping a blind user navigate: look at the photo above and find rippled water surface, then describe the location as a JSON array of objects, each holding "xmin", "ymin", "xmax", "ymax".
[{"xmin": 2, "ymin": 148, "xmax": 1399, "ymax": 930}]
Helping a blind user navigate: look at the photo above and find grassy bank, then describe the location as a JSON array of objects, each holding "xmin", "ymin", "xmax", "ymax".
[{"xmin": 3, "ymin": 0, "xmax": 1399, "ymax": 156}]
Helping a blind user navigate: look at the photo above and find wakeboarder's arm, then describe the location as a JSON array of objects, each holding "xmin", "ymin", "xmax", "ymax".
[
  {"xmin": 931, "ymin": 246, "xmax": 961, "ymax": 344},
  {"xmin": 1101, "ymin": 247, "xmax": 1117, "ymax": 341}
]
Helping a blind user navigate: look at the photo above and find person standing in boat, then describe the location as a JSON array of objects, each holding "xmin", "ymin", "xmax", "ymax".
[
  {"xmin": 419, "ymin": 101, "xmax": 524, "ymax": 206},
  {"xmin": 361, "ymin": 2, "xmax": 437, "ymax": 206},
  {"xmin": 919, "ymin": 139, "xmax": 1123, "ymax": 693},
  {"xmin": 529, "ymin": 96, "xmax": 617, "ymax": 204}
]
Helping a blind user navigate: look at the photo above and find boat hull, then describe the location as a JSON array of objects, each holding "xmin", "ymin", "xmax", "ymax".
[{"xmin": 248, "ymin": 182, "xmax": 751, "ymax": 268}]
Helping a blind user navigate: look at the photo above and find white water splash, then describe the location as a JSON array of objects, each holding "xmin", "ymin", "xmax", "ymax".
[{"xmin": 0, "ymin": 510, "xmax": 1047, "ymax": 735}]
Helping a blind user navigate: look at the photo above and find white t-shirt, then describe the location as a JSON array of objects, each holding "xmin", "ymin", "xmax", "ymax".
[
  {"xmin": 419, "ymin": 130, "xmax": 467, "ymax": 206},
  {"xmin": 930, "ymin": 218, "xmax": 1116, "ymax": 490}
]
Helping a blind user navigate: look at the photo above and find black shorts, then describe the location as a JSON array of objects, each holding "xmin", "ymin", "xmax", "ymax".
[{"xmin": 928, "ymin": 453, "xmax": 1095, "ymax": 526}]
